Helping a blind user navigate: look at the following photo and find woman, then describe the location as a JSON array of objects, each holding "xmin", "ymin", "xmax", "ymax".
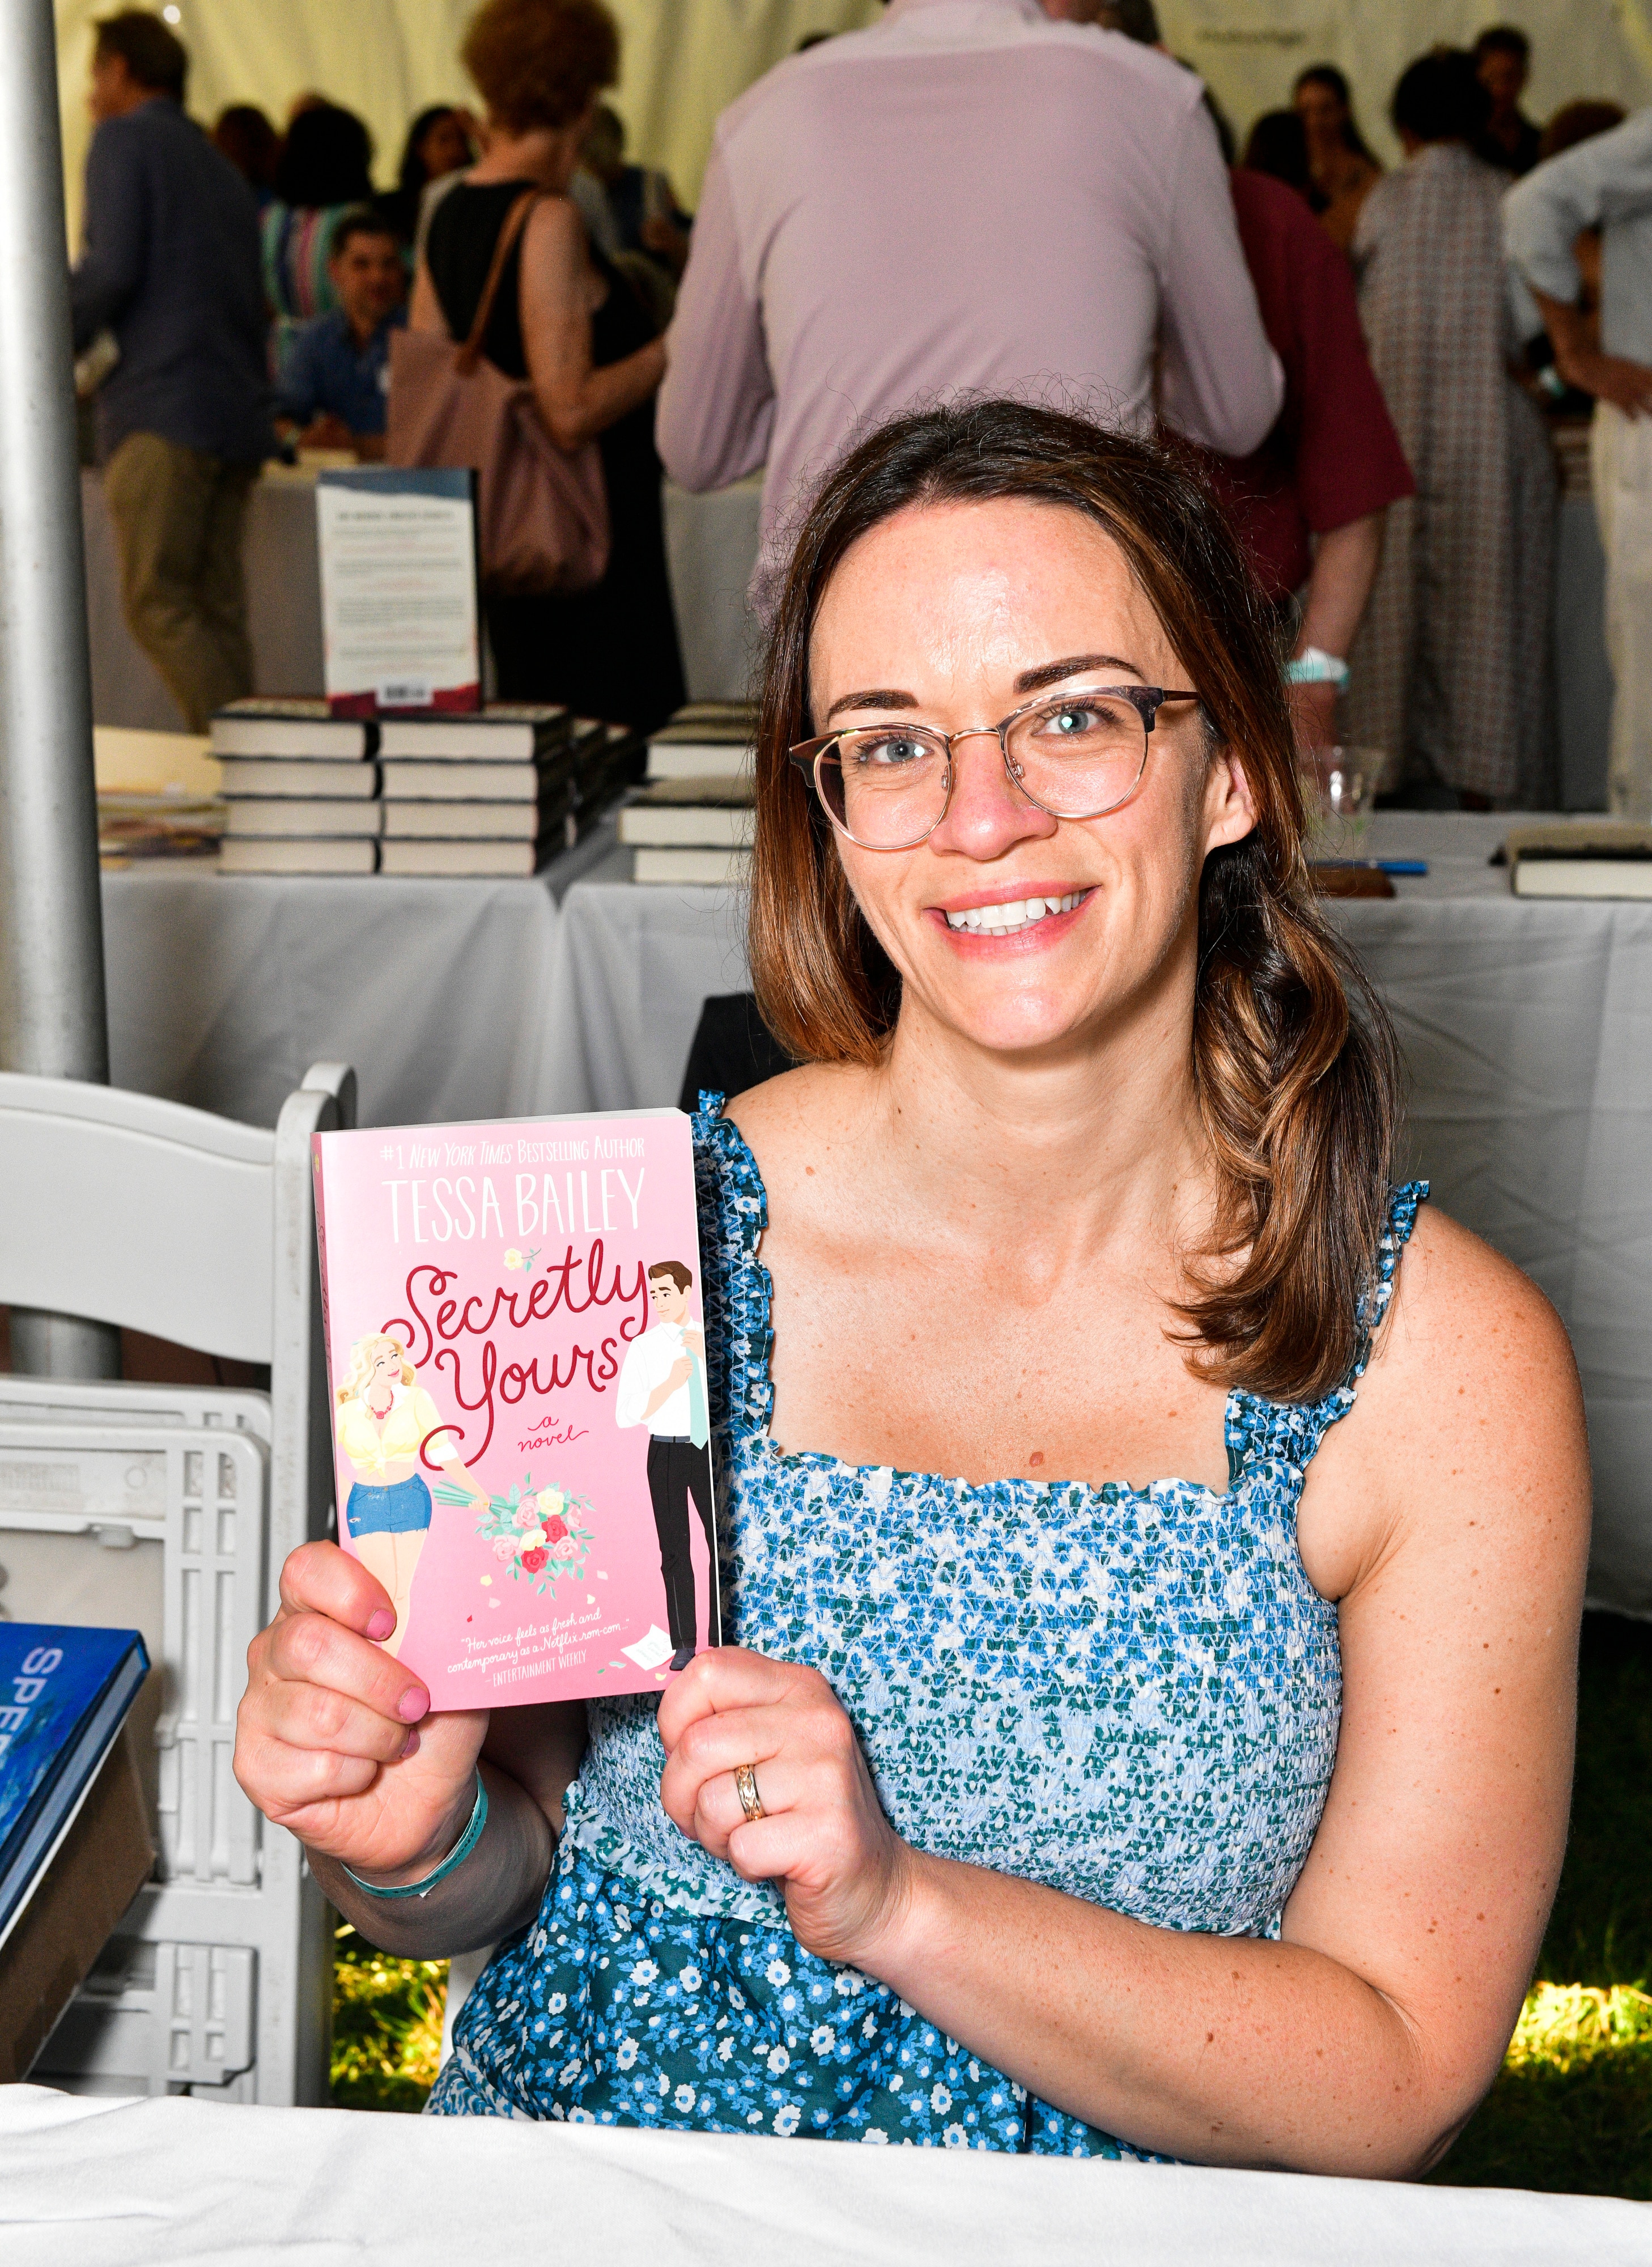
[
  {"xmin": 333, "ymin": 1334, "xmax": 488, "ymax": 1657},
  {"xmin": 411, "ymin": 0, "xmax": 683, "ymax": 727},
  {"xmin": 1293, "ymin": 64, "xmax": 1382, "ymax": 251},
  {"xmin": 213, "ymin": 104, "xmax": 280, "ymax": 206},
  {"xmin": 263, "ymin": 102, "xmax": 378, "ymax": 325},
  {"xmin": 379, "ymin": 105, "xmax": 477, "ymax": 249},
  {"xmin": 1241, "ymin": 108, "xmax": 1316, "ymax": 205},
  {"xmin": 235, "ymin": 402, "xmax": 1586, "ymax": 2170},
  {"xmin": 1346, "ymin": 50, "xmax": 1557, "ymax": 808}
]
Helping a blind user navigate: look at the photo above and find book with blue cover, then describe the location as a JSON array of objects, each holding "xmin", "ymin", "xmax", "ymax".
[{"xmin": 0, "ymin": 1623, "xmax": 150, "ymax": 1948}]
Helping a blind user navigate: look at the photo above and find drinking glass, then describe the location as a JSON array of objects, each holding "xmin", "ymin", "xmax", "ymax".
[{"xmin": 1299, "ymin": 747, "xmax": 1378, "ymax": 861}]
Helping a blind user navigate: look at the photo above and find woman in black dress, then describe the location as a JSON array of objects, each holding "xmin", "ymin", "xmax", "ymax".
[{"xmin": 411, "ymin": 0, "xmax": 683, "ymax": 728}]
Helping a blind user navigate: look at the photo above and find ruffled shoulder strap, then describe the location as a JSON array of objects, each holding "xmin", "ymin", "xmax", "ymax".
[
  {"xmin": 691, "ymin": 1093, "xmax": 775, "ymax": 1445},
  {"xmin": 1224, "ymin": 1180, "xmax": 1429, "ymax": 1485}
]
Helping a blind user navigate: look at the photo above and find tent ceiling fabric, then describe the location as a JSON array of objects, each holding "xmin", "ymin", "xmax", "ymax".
[
  {"xmin": 53, "ymin": 0, "xmax": 881, "ymax": 239},
  {"xmin": 52, "ymin": 1, "xmax": 1652, "ymax": 250},
  {"xmin": 1158, "ymin": 0, "xmax": 1652, "ymax": 163}
]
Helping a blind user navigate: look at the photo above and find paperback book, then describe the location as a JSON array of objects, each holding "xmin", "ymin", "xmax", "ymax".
[
  {"xmin": 316, "ymin": 468, "xmax": 481, "ymax": 718},
  {"xmin": 312, "ymin": 1110, "xmax": 719, "ymax": 1709}
]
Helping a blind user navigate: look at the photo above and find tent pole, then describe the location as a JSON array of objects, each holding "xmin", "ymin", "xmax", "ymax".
[{"xmin": 0, "ymin": 0, "xmax": 118, "ymax": 1380}]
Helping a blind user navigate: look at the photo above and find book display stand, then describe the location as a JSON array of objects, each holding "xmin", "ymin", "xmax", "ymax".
[{"xmin": 0, "ymin": 1063, "xmax": 355, "ymax": 2104}]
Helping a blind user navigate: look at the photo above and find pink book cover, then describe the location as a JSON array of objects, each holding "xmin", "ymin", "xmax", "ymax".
[{"xmin": 311, "ymin": 1109, "xmax": 718, "ymax": 1709}]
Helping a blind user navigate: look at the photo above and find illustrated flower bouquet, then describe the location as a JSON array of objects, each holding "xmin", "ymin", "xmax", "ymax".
[{"xmin": 434, "ymin": 1472, "xmax": 596, "ymax": 1597}]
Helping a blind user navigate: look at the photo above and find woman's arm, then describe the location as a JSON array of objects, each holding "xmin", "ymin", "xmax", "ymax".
[
  {"xmin": 234, "ymin": 1540, "xmax": 585, "ymax": 1957},
  {"xmin": 437, "ymin": 1452, "xmax": 490, "ymax": 1504},
  {"xmin": 409, "ymin": 257, "xmax": 445, "ymax": 336},
  {"xmin": 1288, "ymin": 512, "xmax": 1383, "ymax": 751},
  {"xmin": 517, "ymin": 197, "xmax": 665, "ymax": 451},
  {"xmin": 659, "ymin": 1211, "xmax": 1590, "ymax": 2175}
]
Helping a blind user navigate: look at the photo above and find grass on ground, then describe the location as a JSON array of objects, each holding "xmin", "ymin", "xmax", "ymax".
[
  {"xmin": 330, "ymin": 1612, "xmax": 1652, "ymax": 2197},
  {"xmin": 330, "ymin": 1930, "xmax": 447, "ymax": 2113}
]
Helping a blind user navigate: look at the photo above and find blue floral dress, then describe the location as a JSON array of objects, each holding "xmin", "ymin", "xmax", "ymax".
[{"xmin": 428, "ymin": 1101, "xmax": 1426, "ymax": 2153}]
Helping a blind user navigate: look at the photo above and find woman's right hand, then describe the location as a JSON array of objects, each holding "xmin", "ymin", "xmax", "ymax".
[{"xmin": 234, "ymin": 1541, "xmax": 487, "ymax": 1883}]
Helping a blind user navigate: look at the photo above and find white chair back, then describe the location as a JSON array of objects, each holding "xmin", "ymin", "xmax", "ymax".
[{"xmin": 0, "ymin": 1060, "xmax": 356, "ymax": 2105}]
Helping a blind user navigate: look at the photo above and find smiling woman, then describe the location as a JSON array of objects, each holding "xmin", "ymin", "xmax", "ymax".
[
  {"xmin": 235, "ymin": 400, "xmax": 1589, "ymax": 2176},
  {"xmin": 753, "ymin": 404, "xmax": 1399, "ymax": 1403}
]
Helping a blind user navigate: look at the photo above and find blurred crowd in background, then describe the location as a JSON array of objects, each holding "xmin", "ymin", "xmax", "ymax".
[{"xmin": 62, "ymin": 2, "xmax": 1652, "ymax": 817}]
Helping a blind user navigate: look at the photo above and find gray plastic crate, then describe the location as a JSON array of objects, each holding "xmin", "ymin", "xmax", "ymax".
[{"xmin": 0, "ymin": 1408, "xmax": 328, "ymax": 2102}]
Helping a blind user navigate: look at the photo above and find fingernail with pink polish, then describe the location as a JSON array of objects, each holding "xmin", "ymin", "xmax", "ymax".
[
  {"xmin": 400, "ymin": 1729, "xmax": 421, "ymax": 1760},
  {"xmin": 398, "ymin": 1687, "xmax": 428, "ymax": 1723},
  {"xmin": 367, "ymin": 1610, "xmax": 395, "ymax": 1641}
]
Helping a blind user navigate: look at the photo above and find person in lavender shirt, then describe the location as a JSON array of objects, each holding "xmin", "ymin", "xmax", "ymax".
[{"xmin": 657, "ymin": 0, "xmax": 1282, "ymax": 572}]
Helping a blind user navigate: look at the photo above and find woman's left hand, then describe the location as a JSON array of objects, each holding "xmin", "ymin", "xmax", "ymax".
[{"xmin": 656, "ymin": 1648, "xmax": 914, "ymax": 1970}]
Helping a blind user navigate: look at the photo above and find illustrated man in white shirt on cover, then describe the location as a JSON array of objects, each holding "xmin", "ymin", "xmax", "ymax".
[{"xmin": 615, "ymin": 1260, "xmax": 719, "ymax": 1671}]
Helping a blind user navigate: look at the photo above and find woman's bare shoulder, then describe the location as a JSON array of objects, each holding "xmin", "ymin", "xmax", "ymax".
[
  {"xmin": 1302, "ymin": 1200, "xmax": 1588, "ymax": 1606},
  {"xmin": 1377, "ymin": 1201, "xmax": 1577, "ymax": 1402},
  {"xmin": 721, "ymin": 1064, "xmax": 880, "ymax": 1194},
  {"xmin": 522, "ymin": 193, "xmax": 585, "ymax": 267},
  {"xmin": 1348, "ymin": 1200, "xmax": 1585, "ymax": 1544}
]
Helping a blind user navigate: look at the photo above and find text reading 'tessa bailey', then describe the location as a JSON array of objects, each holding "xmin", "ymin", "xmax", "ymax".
[{"xmin": 381, "ymin": 1169, "xmax": 645, "ymax": 1243}]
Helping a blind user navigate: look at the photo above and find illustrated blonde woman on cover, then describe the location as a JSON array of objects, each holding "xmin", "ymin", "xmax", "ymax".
[{"xmin": 334, "ymin": 1334, "xmax": 487, "ymax": 1654}]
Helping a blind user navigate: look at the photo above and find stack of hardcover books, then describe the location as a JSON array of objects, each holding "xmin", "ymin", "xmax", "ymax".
[
  {"xmin": 621, "ymin": 702, "xmax": 756, "ymax": 886},
  {"xmin": 379, "ymin": 707, "xmax": 645, "ymax": 876},
  {"xmin": 214, "ymin": 699, "xmax": 381, "ymax": 874},
  {"xmin": 212, "ymin": 701, "xmax": 648, "ymax": 878}
]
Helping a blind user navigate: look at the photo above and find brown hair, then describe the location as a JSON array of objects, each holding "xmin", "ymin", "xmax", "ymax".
[
  {"xmin": 649, "ymin": 1261, "xmax": 693, "ymax": 1293},
  {"xmin": 461, "ymin": 0, "xmax": 619, "ymax": 134},
  {"xmin": 1539, "ymin": 100, "xmax": 1626, "ymax": 164},
  {"xmin": 329, "ymin": 207, "xmax": 398, "ymax": 260},
  {"xmin": 749, "ymin": 400, "xmax": 1402, "ymax": 1403},
  {"xmin": 94, "ymin": 9, "xmax": 186, "ymax": 100}
]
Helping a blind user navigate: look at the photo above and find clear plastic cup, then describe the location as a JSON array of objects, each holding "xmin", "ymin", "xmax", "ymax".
[{"xmin": 1298, "ymin": 746, "xmax": 1379, "ymax": 861}]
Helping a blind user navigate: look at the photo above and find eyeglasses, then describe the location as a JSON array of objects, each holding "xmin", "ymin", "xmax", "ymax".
[{"xmin": 789, "ymin": 686, "xmax": 1201, "ymax": 851}]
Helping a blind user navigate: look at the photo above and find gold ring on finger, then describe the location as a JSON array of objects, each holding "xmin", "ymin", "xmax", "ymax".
[{"xmin": 733, "ymin": 1762, "xmax": 765, "ymax": 1823}]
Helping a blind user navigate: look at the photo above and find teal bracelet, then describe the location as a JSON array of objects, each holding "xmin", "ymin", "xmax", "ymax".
[
  {"xmin": 342, "ymin": 1771, "xmax": 488, "ymax": 1902},
  {"xmin": 1283, "ymin": 645, "xmax": 1350, "ymax": 689}
]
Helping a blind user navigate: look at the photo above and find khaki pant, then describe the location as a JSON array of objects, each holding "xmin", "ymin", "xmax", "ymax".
[
  {"xmin": 1590, "ymin": 401, "xmax": 1652, "ymax": 820},
  {"xmin": 103, "ymin": 432, "xmax": 258, "ymax": 734}
]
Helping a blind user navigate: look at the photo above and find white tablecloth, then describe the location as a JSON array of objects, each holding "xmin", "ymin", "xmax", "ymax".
[
  {"xmin": 103, "ymin": 869, "xmax": 560, "ymax": 1130},
  {"xmin": 540, "ymin": 815, "xmax": 1652, "ymax": 1616},
  {"xmin": 0, "ymin": 2083, "xmax": 1642, "ymax": 2266},
  {"xmin": 99, "ymin": 829, "xmax": 623, "ymax": 1131}
]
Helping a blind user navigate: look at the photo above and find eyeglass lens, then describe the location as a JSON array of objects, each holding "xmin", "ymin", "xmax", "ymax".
[{"xmin": 816, "ymin": 692, "xmax": 1150, "ymax": 847}]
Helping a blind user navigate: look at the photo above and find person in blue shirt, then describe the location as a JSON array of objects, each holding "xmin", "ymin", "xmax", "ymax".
[
  {"xmin": 275, "ymin": 212, "xmax": 407, "ymax": 461},
  {"xmin": 69, "ymin": 10, "xmax": 271, "ymax": 733}
]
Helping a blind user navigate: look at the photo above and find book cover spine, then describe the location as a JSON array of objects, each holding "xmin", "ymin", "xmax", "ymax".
[{"xmin": 311, "ymin": 1137, "xmax": 338, "ymax": 1505}]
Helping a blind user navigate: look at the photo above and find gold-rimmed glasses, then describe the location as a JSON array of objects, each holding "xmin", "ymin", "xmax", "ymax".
[{"xmin": 788, "ymin": 686, "xmax": 1201, "ymax": 850}]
